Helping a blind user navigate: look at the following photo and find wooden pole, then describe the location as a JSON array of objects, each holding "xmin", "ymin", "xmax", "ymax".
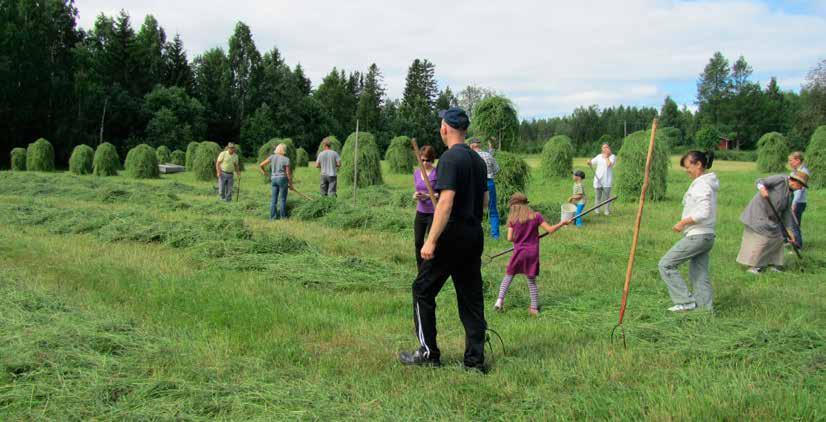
[
  {"xmin": 617, "ymin": 118, "xmax": 658, "ymax": 327},
  {"xmin": 353, "ymin": 120, "xmax": 359, "ymax": 201},
  {"xmin": 411, "ymin": 138, "xmax": 438, "ymax": 207}
]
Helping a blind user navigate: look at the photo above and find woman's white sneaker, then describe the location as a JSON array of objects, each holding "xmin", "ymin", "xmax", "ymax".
[{"xmin": 668, "ymin": 302, "xmax": 697, "ymax": 312}]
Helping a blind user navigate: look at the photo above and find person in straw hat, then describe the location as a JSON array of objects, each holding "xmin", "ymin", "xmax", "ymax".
[
  {"xmin": 736, "ymin": 171, "xmax": 808, "ymax": 274},
  {"xmin": 216, "ymin": 142, "xmax": 241, "ymax": 202}
]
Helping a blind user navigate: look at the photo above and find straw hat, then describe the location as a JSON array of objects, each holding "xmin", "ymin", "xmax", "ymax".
[
  {"xmin": 790, "ymin": 171, "xmax": 809, "ymax": 188},
  {"xmin": 226, "ymin": 142, "xmax": 236, "ymax": 150}
]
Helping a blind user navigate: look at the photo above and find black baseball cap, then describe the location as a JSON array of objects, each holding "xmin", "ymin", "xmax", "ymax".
[
  {"xmin": 573, "ymin": 170, "xmax": 586, "ymax": 179},
  {"xmin": 438, "ymin": 107, "xmax": 470, "ymax": 131}
]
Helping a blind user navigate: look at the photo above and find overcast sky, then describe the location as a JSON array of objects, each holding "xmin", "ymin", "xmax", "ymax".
[{"xmin": 74, "ymin": 0, "xmax": 826, "ymax": 119}]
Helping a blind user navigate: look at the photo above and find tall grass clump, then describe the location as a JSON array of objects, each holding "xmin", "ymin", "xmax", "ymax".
[
  {"xmin": 68, "ymin": 144, "xmax": 94, "ymax": 175},
  {"xmin": 494, "ymin": 151, "xmax": 530, "ymax": 216},
  {"xmin": 805, "ymin": 125, "xmax": 826, "ymax": 188},
  {"xmin": 170, "ymin": 150, "xmax": 186, "ymax": 166},
  {"xmin": 93, "ymin": 142, "xmax": 120, "ymax": 176},
  {"xmin": 541, "ymin": 135, "xmax": 574, "ymax": 178},
  {"xmin": 385, "ymin": 136, "xmax": 416, "ymax": 174},
  {"xmin": 295, "ymin": 147, "xmax": 309, "ymax": 167},
  {"xmin": 156, "ymin": 145, "xmax": 172, "ymax": 164},
  {"xmin": 340, "ymin": 131, "xmax": 383, "ymax": 187},
  {"xmin": 26, "ymin": 138, "xmax": 55, "ymax": 172},
  {"xmin": 318, "ymin": 136, "xmax": 341, "ymax": 157},
  {"xmin": 756, "ymin": 132, "xmax": 790, "ymax": 173},
  {"xmin": 185, "ymin": 141, "xmax": 200, "ymax": 170},
  {"xmin": 124, "ymin": 144, "xmax": 160, "ymax": 179},
  {"xmin": 10, "ymin": 148, "xmax": 26, "ymax": 171},
  {"xmin": 615, "ymin": 129, "xmax": 670, "ymax": 201},
  {"xmin": 192, "ymin": 141, "xmax": 221, "ymax": 181}
]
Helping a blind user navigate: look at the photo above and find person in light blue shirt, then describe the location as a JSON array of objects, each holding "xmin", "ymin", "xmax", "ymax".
[{"xmin": 788, "ymin": 151, "xmax": 810, "ymax": 248}]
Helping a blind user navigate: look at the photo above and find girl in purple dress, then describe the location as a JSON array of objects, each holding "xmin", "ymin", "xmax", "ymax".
[
  {"xmin": 494, "ymin": 193, "xmax": 570, "ymax": 316},
  {"xmin": 413, "ymin": 145, "xmax": 439, "ymax": 268}
]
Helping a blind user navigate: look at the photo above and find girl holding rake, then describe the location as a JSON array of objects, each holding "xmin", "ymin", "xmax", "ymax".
[{"xmin": 494, "ymin": 193, "xmax": 570, "ymax": 316}]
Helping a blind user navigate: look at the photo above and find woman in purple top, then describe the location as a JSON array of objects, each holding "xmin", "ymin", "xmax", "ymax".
[
  {"xmin": 494, "ymin": 193, "xmax": 570, "ymax": 316},
  {"xmin": 413, "ymin": 145, "xmax": 439, "ymax": 268}
]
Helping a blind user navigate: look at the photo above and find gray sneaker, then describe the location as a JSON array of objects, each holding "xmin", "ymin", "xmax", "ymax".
[{"xmin": 668, "ymin": 302, "xmax": 697, "ymax": 312}]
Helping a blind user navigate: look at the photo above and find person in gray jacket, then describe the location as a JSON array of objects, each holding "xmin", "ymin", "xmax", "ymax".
[
  {"xmin": 736, "ymin": 171, "xmax": 808, "ymax": 274},
  {"xmin": 659, "ymin": 151, "xmax": 719, "ymax": 312}
]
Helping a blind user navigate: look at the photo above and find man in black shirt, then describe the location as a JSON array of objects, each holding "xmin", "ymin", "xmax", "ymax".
[{"xmin": 399, "ymin": 107, "xmax": 489, "ymax": 372}]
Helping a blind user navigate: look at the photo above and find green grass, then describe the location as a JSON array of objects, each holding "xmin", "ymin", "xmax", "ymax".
[{"xmin": 1, "ymin": 157, "xmax": 824, "ymax": 419}]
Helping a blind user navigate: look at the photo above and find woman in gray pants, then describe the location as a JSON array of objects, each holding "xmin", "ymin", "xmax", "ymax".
[{"xmin": 659, "ymin": 151, "xmax": 719, "ymax": 312}]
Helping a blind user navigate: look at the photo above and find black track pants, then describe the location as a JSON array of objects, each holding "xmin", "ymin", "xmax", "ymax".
[{"xmin": 411, "ymin": 222, "xmax": 486, "ymax": 367}]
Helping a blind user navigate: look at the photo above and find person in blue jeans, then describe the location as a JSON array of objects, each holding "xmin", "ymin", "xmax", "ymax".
[
  {"xmin": 568, "ymin": 170, "xmax": 587, "ymax": 227},
  {"xmin": 470, "ymin": 138, "xmax": 501, "ymax": 239},
  {"xmin": 258, "ymin": 143, "xmax": 293, "ymax": 220}
]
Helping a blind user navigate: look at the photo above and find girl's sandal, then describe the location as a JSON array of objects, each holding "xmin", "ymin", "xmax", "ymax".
[{"xmin": 529, "ymin": 308, "xmax": 539, "ymax": 317}]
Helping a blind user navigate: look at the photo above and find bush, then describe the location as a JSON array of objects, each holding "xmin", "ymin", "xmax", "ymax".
[
  {"xmin": 540, "ymin": 135, "xmax": 574, "ymax": 178},
  {"xmin": 495, "ymin": 151, "xmax": 531, "ymax": 217},
  {"xmin": 124, "ymin": 144, "xmax": 160, "ymax": 179},
  {"xmin": 615, "ymin": 129, "xmax": 670, "ymax": 202},
  {"xmin": 694, "ymin": 126, "xmax": 720, "ymax": 151},
  {"xmin": 756, "ymin": 132, "xmax": 790, "ymax": 173},
  {"xmin": 340, "ymin": 131, "xmax": 383, "ymax": 188},
  {"xmin": 156, "ymin": 145, "xmax": 172, "ymax": 164},
  {"xmin": 385, "ymin": 136, "xmax": 416, "ymax": 174},
  {"xmin": 185, "ymin": 141, "xmax": 200, "ymax": 170},
  {"xmin": 714, "ymin": 149, "xmax": 757, "ymax": 162},
  {"xmin": 69, "ymin": 144, "xmax": 95, "ymax": 175},
  {"xmin": 469, "ymin": 96, "xmax": 520, "ymax": 151},
  {"xmin": 295, "ymin": 147, "xmax": 309, "ymax": 167},
  {"xmin": 93, "ymin": 142, "xmax": 120, "ymax": 176},
  {"xmin": 10, "ymin": 148, "xmax": 26, "ymax": 171},
  {"xmin": 317, "ymin": 136, "xmax": 342, "ymax": 157},
  {"xmin": 170, "ymin": 150, "xmax": 186, "ymax": 166},
  {"xmin": 805, "ymin": 125, "xmax": 826, "ymax": 188},
  {"xmin": 659, "ymin": 127, "xmax": 682, "ymax": 148},
  {"xmin": 192, "ymin": 141, "xmax": 222, "ymax": 181},
  {"xmin": 26, "ymin": 138, "xmax": 55, "ymax": 172},
  {"xmin": 257, "ymin": 138, "xmax": 296, "ymax": 164}
]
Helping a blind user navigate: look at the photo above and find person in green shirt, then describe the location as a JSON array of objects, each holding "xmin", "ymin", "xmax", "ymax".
[{"xmin": 216, "ymin": 143, "xmax": 241, "ymax": 201}]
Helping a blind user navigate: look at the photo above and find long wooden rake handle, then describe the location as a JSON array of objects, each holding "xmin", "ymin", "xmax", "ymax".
[
  {"xmin": 411, "ymin": 138, "xmax": 438, "ymax": 207},
  {"xmin": 484, "ymin": 196, "xmax": 618, "ymax": 263},
  {"xmin": 616, "ymin": 118, "xmax": 658, "ymax": 328},
  {"xmin": 290, "ymin": 186, "xmax": 312, "ymax": 201},
  {"xmin": 764, "ymin": 196, "xmax": 802, "ymax": 260}
]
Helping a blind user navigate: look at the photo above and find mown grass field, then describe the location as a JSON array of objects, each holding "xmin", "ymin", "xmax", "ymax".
[{"xmin": 1, "ymin": 155, "xmax": 824, "ymax": 420}]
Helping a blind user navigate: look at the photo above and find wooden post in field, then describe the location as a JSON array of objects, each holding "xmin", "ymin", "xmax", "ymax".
[
  {"xmin": 616, "ymin": 118, "xmax": 659, "ymax": 336},
  {"xmin": 353, "ymin": 120, "xmax": 359, "ymax": 201}
]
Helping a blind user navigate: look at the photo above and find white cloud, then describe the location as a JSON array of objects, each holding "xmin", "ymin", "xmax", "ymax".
[{"xmin": 74, "ymin": 0, "xmax": 826, "ymax": 118}]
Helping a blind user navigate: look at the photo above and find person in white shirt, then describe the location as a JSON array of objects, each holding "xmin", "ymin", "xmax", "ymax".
[
  {"xmin": 586, "ymin": 143, "xmax": 617, "ymax": 215},
  {"xmin": 658, "ymin": 151, "xmax": 719, "ymax": 312}
]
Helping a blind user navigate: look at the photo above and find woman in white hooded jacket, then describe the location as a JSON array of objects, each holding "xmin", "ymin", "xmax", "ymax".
[{"xmin": 658, "ymin": 150, "xmax": 719, "ymax": 312}]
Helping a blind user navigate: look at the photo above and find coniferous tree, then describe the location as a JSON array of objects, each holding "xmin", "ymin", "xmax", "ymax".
[
  {"xmin": 228, "ymin": 22, "xmax": 261, "ymax": 129},
  {"xmin": 357, "ymin": 63, "xmax": 385, "ymax": 134},
  {"xmin": 399, "ymin": 59, "xmax": 439, "ymax": 148},
  {"xmin": 193, "ymin": 48, "xmax": 234, "ymax": 142},
  {"xmin": 696, "ymin": 52, "xmax": 732, "ymax": 127},
  {"xmin": 134, "ymin": 15, "xmax": 166, "ymax": 94},
  {"xmin": 164, "ymin": 34, "xmax": 193, "ymax": 92}
]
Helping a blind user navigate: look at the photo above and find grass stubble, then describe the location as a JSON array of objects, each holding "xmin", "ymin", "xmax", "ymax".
[{"xmin": 0, "ymin": 158, "xmax": 824, "ymax": 419}]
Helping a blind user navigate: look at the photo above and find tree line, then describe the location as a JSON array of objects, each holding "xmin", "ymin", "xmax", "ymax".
[
  {"xmin": 2, "ymin": 2, "xmax": 484, "ymax": 165},
  {"xmin": 520, "ymin": 53, "xmax": 826, "ymax": 154},
  {"xmin": 3, "ymin": 2, "xmax": 825, "ymax": 166}
]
